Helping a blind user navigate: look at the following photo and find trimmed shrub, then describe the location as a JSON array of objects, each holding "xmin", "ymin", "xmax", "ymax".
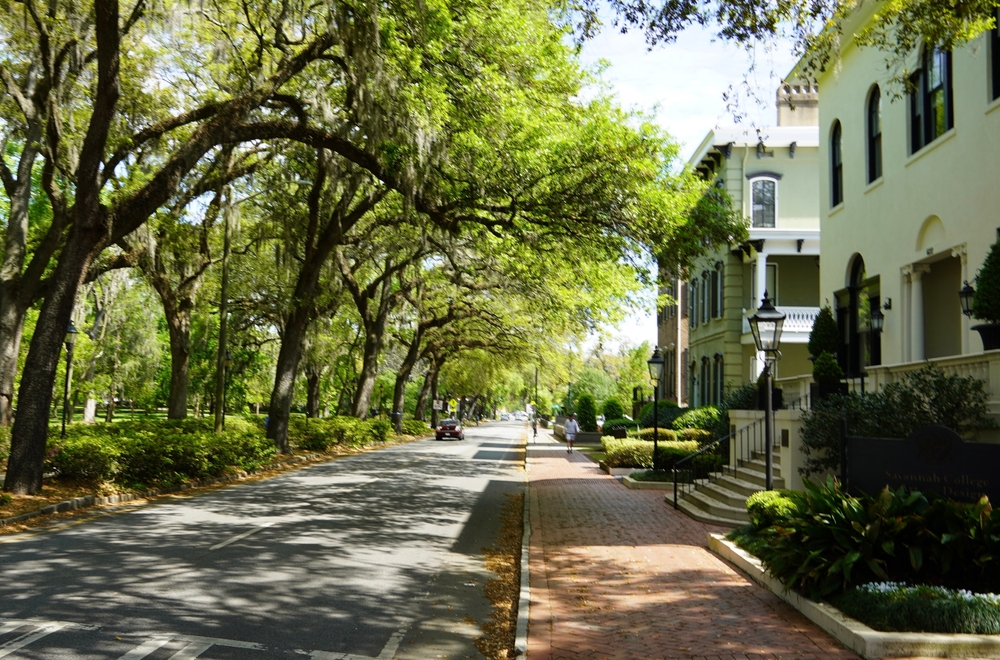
[
  {"xmin": 601, "ymin": 399, "xmax": 625, "ymax": 421},
  {"xmin": 808, "ymin": 306, "xmax": 840, "ymax": 357},
  {"xmin": 601, "ymin": 436, "xmax": 697, "ymax": 468},
  {"xmin": 368, "ymin": 419, "xmax": 393, "ymax": 443},
  {"xmin": 746, "ymin": 489, "xmax": 804, "ymax": 530},
  {"xmin": 601, "ymin": 417, "xmax": 639, "ymax": 432},
  {"xmin": 836, "ymin": 583, "xmax": 1000, "ymax": 634},
  {"xmin": 722, "ymin": 382, "xmax": 758, "ymax": 412},
  {"xmin": 812, "ymin": 351, "xmax": 844, "ymax": 383},
  {"xmin": 676, "ymin": 428, "xmax": 713, "ymax": 445},
  {"xmin": 632, "ymin": 427, "xmax": 678, "ymax": 442},
  {"xmin": 671, "ymin": 406, "xmax": 721, "ymax": 432},
  {"xmin": 639, "ymin": 401, "xmax": 685, "ymax": 429},
  {"xmin": 576, "ymin": 395, "xmax": 598, "ymax": 432},
  {"xmin": 47, "ymin": 418, "xmax": 276, "ymax": 489},
  {"xmin": 400, "ymin": 419, "xmax": 430, "ymax": 436}
]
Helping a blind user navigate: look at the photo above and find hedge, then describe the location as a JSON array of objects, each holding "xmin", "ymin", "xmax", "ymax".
[
  {"xmin": 600, "ymin": 436, "xmax": 699, "ymax": 469},
  {"xmin": 289, "ymin": 416, "xmax": 393, "ymax": 451},
  {"xmin": 47, "ymin": 418, "xmax": 276, "ymax": 489},
  {"xmin": 400, "ymin": 419, "xmax": 431, "ymax": 436},
  {"xmin": 672, "ymin": 406, "xmax": 721, "ymax": 431}
]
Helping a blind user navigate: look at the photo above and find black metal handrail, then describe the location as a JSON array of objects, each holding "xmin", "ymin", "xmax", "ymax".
[{"xmin": 672, "ymin": 414, "xmax": 775, "ymax": 508}]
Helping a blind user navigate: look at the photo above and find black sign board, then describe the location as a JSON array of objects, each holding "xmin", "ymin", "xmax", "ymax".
[{"xmin": 844, "ymin": 425, "xmax": 1000, "ymax": 503}]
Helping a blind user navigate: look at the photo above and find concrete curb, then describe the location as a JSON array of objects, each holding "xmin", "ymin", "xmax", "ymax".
[
  {"xmin": 621, "ymin": 475, "xmax": 672, "ymax": 490},
  {"xmin": 707, "ymin": 533, "xmax": 1000, "ymax": 659},
  {"xmin": 514, "ymin": 476, "xmax": 530, "ymax": 659}
]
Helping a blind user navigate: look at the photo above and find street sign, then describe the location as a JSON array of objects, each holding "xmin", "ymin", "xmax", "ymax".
[
  {"xmin": 449, "ymin": 398, "xmax": 458, "ymax": 410},
  {"xmin": 433, "ymin": 400, "xmax": 443, "ymax": 411}
]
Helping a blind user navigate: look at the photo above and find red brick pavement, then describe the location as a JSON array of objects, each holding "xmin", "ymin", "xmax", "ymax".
[{"xmin": 525, "ymin": 441, "xmax": 862, "ymax": 660}]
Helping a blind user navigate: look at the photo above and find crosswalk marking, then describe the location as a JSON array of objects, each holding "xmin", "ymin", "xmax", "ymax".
[
  {"xmin": 117, "ymin": 637, "xmax": 171, "ymax": 659},
  {"xmin": 0, "ymin": 621, "xmax": 68, "ymax": 658}
]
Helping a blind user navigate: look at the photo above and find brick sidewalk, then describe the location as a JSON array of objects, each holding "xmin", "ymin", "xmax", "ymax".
[{"xmin": 525, "ymin": 438, "xmax": 862, "ymax": 660}]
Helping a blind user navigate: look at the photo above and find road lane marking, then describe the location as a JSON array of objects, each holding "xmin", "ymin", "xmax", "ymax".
[
  {"xmin": 0, "ymin": 623, "xmax": 20, "ymax": 636},
  {"xmin": 167, "ymin": 641, "xmax": 213, "ymax": 659},
  {"xmin": 118, "ymin": 637, "xmax": 171, "ymax": 659},
  {"xmin": 304, "ymin": 627, "xmax": 407, "ymax": 660},
  {"xmin": 0, "ymin": 621, "xmax": 67, "ymax": 657},
  {"xmin": 376, "ymin": 628, "xmax": 406, "ymax": 659},
  {"xmin": 209, "ymin": 522, "xmax": 275, "ymax": 550}
]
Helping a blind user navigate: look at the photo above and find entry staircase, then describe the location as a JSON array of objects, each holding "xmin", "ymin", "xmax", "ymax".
[{"xmin": 671, "ymin": 407, "xmax": 799, "ymax": 528}]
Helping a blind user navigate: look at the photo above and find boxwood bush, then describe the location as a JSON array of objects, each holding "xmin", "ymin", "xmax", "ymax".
[
  {"xmin": 47, "ymin": 418, "xmax": 276, "ymax": 489},
  {"xmin": 602, "ymin": 399, "xmax": 625, "ymax": 421},
  {"xmin": 672, "ymin": 406, "xmax": 721, "ymax": 432},
  {"xmin": 835, "ymin": 583, "xmax": 1000, "ymax": 634},
  {"xmin": 601, "ymin": 436, "xmax": 698, "ymax": 469},
  {"xmin": 745, "ymin": 489, "xmax": 804, "ymax": 530}
]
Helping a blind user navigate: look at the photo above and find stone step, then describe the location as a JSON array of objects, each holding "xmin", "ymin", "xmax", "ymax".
[
  {"xmin": 712, "ymin": 473, "xmax": 774, "ymax": 498},
  {"xmin": 680, "ymin": 487, "xmax": 750, "ymax": 523},
  {"xmin": 698, "ymin": 480, "xmax": 755, "ymax": 509},
  {"xmin": 673, "ymin": 495, "xmax": 744, "ymax": 528},
  {"xmin": 729, "ymin": 465, "xmax": 785, "ymax": 489},
  {"xmin": 740, "ymin": 457, "xmax": 783, "ymax": 478}
]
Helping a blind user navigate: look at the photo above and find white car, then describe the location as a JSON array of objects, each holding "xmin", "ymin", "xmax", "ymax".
[{"xmin": 500, "ymin": 413, "xmax": 510, "ymax": 421}]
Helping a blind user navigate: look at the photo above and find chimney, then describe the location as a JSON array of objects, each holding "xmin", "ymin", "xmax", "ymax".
[{"xmin": 776, "ymin": 81, "xmax": 819, "ymax": 127}]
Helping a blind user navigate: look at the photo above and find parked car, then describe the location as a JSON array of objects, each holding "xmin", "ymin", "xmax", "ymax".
[
  {"xmin": 500, "ymin": 413, "xmax": 510, "ymax": 421},
  {"xmin": 436, "ymin": 419, "xmax": 465, "ymax": 441}
]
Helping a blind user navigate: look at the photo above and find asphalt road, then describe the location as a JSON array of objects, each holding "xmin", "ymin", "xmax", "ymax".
[{"xmin": 0, "ymin": 422, "xmax": 526, "ymax": 660}]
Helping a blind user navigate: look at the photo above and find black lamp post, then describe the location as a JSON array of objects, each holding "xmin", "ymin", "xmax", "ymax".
[
  {"xmin": 647, "ymin": 346, "xmax": 665, "ymax": 471},
  {"xmin": 960, "ymin": 281, "xmax": 975, "ymax": 317},
  {"xmin": 61, "ymin": 322, "xmax": 78, "ymax": 437},
  {"xmin": 748, "ymin": 293, "xmax": 785, "ymax": 491}
]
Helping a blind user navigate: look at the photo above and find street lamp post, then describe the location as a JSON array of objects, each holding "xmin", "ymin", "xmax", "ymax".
[
  {"xmin": 747, "ymin": 292, "xmax": 785, "ymax": 491},
  {"xmin": 61, "ymin": 322, "xmax": 78, "ymax": 438},
  {"xmin": 647, "ymin": 346, "xmax": 665, "ymax": 471}
]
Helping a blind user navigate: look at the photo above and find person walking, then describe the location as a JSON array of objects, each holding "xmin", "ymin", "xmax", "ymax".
[{"xmin": 563, "ymin": 413, "xmax": 579, "ymax": 453}]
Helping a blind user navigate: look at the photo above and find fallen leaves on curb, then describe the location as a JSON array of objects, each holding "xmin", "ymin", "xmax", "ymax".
[{"xmin": 475, "ymin": 491, "xmax": 524, "ymax": 660}]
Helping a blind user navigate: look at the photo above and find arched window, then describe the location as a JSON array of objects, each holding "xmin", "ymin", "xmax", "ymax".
[
  {"xmin": 867, "ymin": 86, "xmax": 882, "ymax": 183},
  {"xmin": 750, "ymin": 178, "xmax": 777, "ymax": 227},
  {"xmin": 831, "ymin": 121, "xmax": 843, "ymax": 207},
  {"xmin": 910, "ymin": 47, "xmax": 953, "ymax": 153}
]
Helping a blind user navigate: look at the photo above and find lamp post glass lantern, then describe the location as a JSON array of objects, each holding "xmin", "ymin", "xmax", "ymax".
[
  {"xmin": 960, "ymin": 281, "xmax": 975, "ymax": 317},
  {"xmin": 647, "ymin": 347, "xmax": 665, "ymax": 471},
  {"xmin": 748, "ymin": 293, "xmax": 785, "ymax": 491},
  {"xmin": 870, "ymin": 306, "xmax": 885, "ymax": 334},
  {"xmin": 61, "ymin": 322, "xmax": 79, "ymax": 437}
]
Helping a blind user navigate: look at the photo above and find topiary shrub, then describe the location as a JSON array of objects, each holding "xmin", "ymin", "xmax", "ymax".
[
  {"xmin": 639, "ymin": 400, "xmax": 685, "ymax": 429},
  {"xmin": 601, "ymin": 436, "xmax": 697, "ymax": 468},
  {"xmin": 576, "ymin": 394, "xmax": 598, "ymax": 432},
  {"xmin": 602, "ymin": 398, "xmax": 625, "ymax": 421},
  {"xmin": 812, "ymin": 350, "xmax": 844, "ymax": 383},
  {"xmin": 671, "ymin": 406, "xmax": 721, "ymax": 432},
  {"xmin": 632, "ymin": 427, "xmax": 678, "ymax": 442},
  {"xmin": 972, "ymin": 241, "xmax": 1000, "ymax": 324},
  {"xmin": 745, "ymin": 489, "xmax": 804, "ymax": 530},
  {"xmin": 808, "ymin": 306, "xmax": 840, "ymax": 357}
]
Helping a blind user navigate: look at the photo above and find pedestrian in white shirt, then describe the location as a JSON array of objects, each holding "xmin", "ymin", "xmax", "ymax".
[{"xmin": 563, "ymin": 413, "xmax": 580, "ymax": 453}]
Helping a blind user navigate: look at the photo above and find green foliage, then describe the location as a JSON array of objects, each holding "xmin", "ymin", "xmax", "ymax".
[
  {"xmin": 600, "ymin": 436, "xmax": 697, "ymax": 468},
  {"xmin": 671, "ymin": 406, "xmax": 721, "ymax": 431},
  {"xmin": 0, "ymin": 492, "xmax": 10, "ymax": 506},
  {"xmin": 601, "ymin": 398, "xmax": 624, "ymax": 421},
  {"xmin": 726, "ymin": 525, "xmax": 770, "ymax": 558},
  {"xmin": 748, "ymin": 477, "xmax": 1000, "ymax": 599},
  {"xmin": 628, "ymin": 469, "xmax": 672, "ymax": 482},
  {"xmin": 632, "ymin": 427, "xmax": 678, "ymax": 442},
  {"xmin": 601, "ymin": 417, "xmax": 639, "ymax": 432},
  {"xmin": 836, "ymin": 583, "xmax": 1000, "ymax": 634},
  {"xmin": 746, "ymin": 490, "xmax": 804, "ymax": 530},
  {"xmin": 0, "ymin": 426, "xmax": 10, "ymax": 470},
  {"xmin": 47, "ymin": 419, "xmax": 276, "ymax": 489},
  {"xmin": 722, "ymin": 382, "xmax": 758, "ymax": 412},
  {"xmin": 973, "ymin": 242, "xmax": 1000, "ymax": 324},
  {"xmin": 639, "ymin": 400, "xmax": 685, "ymax": 428},
  {"xmin": 401, "ymin": 419, "xmax": 430, "ymax": 436},
  {"xmin": 800, "ymin": 364, "xmax": 995, "ymax": 477},
  {"xmin": 288, "ymin": 416, "xmax": 395, "ymax": 451},
  {"xmin": 812, "ymin": 351, "xmax": 844, "ymax": 383},
  {"xmin": 576, "ymin": 394, "xmax": 598, "ymax": 432},
  {"xmin": 808, "ymin": 307, "xmax": 840, "ymax": 358},
  {"xmin": 676, "ymin": 428, "xmax": 713, "ymax": 445}
]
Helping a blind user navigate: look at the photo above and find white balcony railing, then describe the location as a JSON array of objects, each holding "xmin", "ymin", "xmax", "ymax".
[
  {"xmin": 742, "ymin": 306, "xmax": 820, "ymax": 336},
  {"xmin": 868, "ymin": 350, "xmax": 1000, "ymax": 415}
]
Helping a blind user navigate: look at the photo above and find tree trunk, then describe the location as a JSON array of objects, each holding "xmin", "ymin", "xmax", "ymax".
[
  {"xmin": 392, "ymin": 329, "xmax": 424, "ymax": 429},
  {"xmin": 83, "ymin": 396, "xmax": 97, "ymax": 422},
  {"xmin": 429, "ymin": 359, "xmax": 443, "ymax": 429},
  {"xmin": 414, "ymin": 368, "xmax": 434, "ymax": 421},
  {"xmin": 165, "ymin": 305, "xmax": 192, "ymax": 419},
  {"xmin": 266, "ymin": 308, "xmax": 309, "ymax": 454},
  {"xmin": 351, "ymin": 327, "xmax": 382, "ymax": 419},
  {"xmin": 5, "ymin": 229, "xmax": 99, "ymax": 493},
  {"xmin": 306, "ymin": 372, "xmax": 321, "ymax": 418},
  {"xmin": 0, "ymin": 303, "xmax": 26, "ymax": 427}
]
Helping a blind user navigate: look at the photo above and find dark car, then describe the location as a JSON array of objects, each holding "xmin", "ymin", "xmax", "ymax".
[{"xmin": 436, "ymin": 419, "xmax": 464, "ymax": 441}]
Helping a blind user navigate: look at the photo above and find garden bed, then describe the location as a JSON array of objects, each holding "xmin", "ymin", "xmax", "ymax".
[{"xmin": 708, "ymin": 533, "xmax": 1000, "ymax": 659}]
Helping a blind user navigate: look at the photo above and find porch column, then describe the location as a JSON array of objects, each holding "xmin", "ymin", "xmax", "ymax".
[
  {"xmin": 953, "ymin": 246, "xmax": 970, "ymax": 354},
  {"xmin": 910, "ymin": 265, "xmax": 931, "ymax": 361},
  {"xmin": 755, "ymin": 251, "xmax": 769, "ymax": 305}
]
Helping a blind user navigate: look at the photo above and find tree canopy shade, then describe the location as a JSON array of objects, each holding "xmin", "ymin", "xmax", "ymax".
[{"xmin": 0, "ymin": 0, "xmax": 740, "ymax": 493}]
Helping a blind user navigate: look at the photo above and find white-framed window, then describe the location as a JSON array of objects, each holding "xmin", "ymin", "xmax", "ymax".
[
  {"xmin": 712, "ymin": 262, "xmax": 724, "ymax": 318},
  {"xmin": 750, "ymin": 178, "xmax": 777, "ymax": 227}
]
